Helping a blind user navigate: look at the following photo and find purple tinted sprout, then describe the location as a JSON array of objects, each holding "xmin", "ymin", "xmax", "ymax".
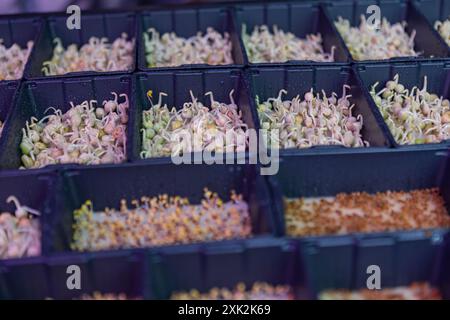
[
  {"xmin": 435, "ymin": 17, "xmax": 450, "ymax": 46},
  {"xmin": 0, "ymin": 196, "xmax": 41, "ymax": 259},
  {"xmin": 242, "ymin": 25, "xmax": 335, "ymax": 63},
  {"xmin": 0, "ymin": 39, "xmax": 33, "ymax": 80},
  {"xmin": 257, "ymin": 86, "xmax": 368, "ymax": 148},
  {"xmin": 140, "ymin": 90, "xmax": 248, "ymax": 158},
  {"xmin": 144, "ymin": 27, "xmax": 233, "ymax": 67},
  {"xmin": 370, "ymin": 74, "xmax": 450, "ymax": 145},
  {"xmin": 0, "ymin": 120, "xmax": 3, "ymax": 137},
  {"xmin": 19, "ymin": 92, "xmax": 129, "ymax": 168},
  {"xmin": 42, "ymin": 33, "xmax": 134, "ymax": 76},
  {"xmin": 335, "ymin": 16, "xmax": 419, "ymax": 60}
]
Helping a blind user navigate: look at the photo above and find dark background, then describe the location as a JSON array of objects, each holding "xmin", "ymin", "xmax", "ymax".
[{"xmin": 0, "ymin": 0, "xmax": 262, "ymax": 14}]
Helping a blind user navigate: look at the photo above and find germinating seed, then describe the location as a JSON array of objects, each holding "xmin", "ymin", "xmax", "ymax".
[
  {"xmin": 71, "ymin": 189, "xmax": 251, "ymax": 252},
  {"xmin": 144, "ymin": 27, "xmax": 233, "ymax": 67},
  {"xmin": 242, "ymin": 25, "xmax": 335, "ymax": 63},
  {"xmin": 0, "ymin": 39, "xmax": 33, "ymax": 80},
  {"xmin": 257, "ymin": 86, "xmax": 368, "ymax": 148},
  {"xmin": 42, "ymin": 34, "xmax": 134, "ymax": 76},
  {"xmin": 171, "ymin": 282, "xmax": 294, "ymax": 300},
  {"xmin": 319, "ymin": 283, "xmax": 441, "ymax": 300},
  {"xmin": 0, "ymin": 120, "xmax": 4, "ymax": 137},
  {"xmin": 141, "ymin": 90, "xmax": 248, "ymax": 158},
  {"xmin": 370, "ymin": 74, "xmax": 450, "ymax": 145},
  {"xmin": 285, "ymin": 188, "xmax": 450, "ymax": 237},
  {"xmin": 19, "ymin": 92, "xmax": 129, "ymax": 168},
  {"xmin": 435, "ymin": 17, "xmax": 450, "ymax": 46},
  {"xmin": 0, "ymin": 196, "xmax": 41, "ymax": 259},
  {"xmin": 335, "ymin": 16, "xmax": 419, "ymax": 60}
]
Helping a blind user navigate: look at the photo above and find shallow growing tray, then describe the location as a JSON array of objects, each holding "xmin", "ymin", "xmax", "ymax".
[
  {"xmin": 354, "ymin": 60, "xmax": 450, "ymax": 149},
  {"xmin": 269, "ymin": 149, "xmax": 450, "ymax": 239},
  {"xmin": 0, "ymin": 169, "xmax": 55, "ymax": 262},
  {"xmin": 0, "ymin": 15, "xmax": 43, "ymax": 81},
  {"xmin": 137, "ymin": 6, "xmax": 245, "ymax": 71},
  {"xmin": 246, "ymin": 65, "xmax": 391, "ymax": 154},
  {"xmin": 149, "ymin": 238, "xmax": 307, "ymax": 299},
  {"xmin": 413, "ymin": 0, "xmax": 450, "ymax": 49},
  {"xmin": 131, "ymin": 68, "xmax": 256, "ymax": 163},
  {"xmin": 24, "ymin": 12, "xmax": 137, "ymax": 80},
  {"xmin": 323, "ymin": 0, "xmax": 450, "ymax": 63},
  {"xmin": 0, "ymin": 249, "xmax": 147, "ymax": 299},
  {"xmin": 0, "ymin": 74, "xmax": 133, "ymax": 171},
  {"xmin": 48, "ymin": 163, "xmax": 276, "ymax": 255},
  {"xmin": 301, "ymin": 230, "xmax": 450, "ymax": 299},
  {"xmin": 235, "ymin": 1, "xmax": 351, "ymax": 66}
]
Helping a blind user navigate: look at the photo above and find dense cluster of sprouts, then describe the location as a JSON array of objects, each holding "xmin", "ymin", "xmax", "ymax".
[
  {"xmin": 141, "ymin": 90, "xmax": 248, "ymax": 158},
  {"xmin": 435, "ymin": 17, "xmax": 450, "ymax": 46},
  {"xmin": 20, "ymin": 92, "xmax": 129, "ymax": 168},
  {"xmin": 144, "ymin": 27, "xmax": 233, "ymax": 67},
  {"xmin": 335, "ymin": 16, "xmax": 419, "ymax": 60},
  {"xmin": 242, "ymin": 25, "xmax": 334, "ymax": 63},
  {"xmin": 0, "ymin": 40, "xmax": 33, "ymax": 80},
  {"xmin": 319, "ymin": 283, "xmax": 441, "ymax": 300},
  {"xmin": 370, "ymin": 74, "xmax": 450, "ymax": 145},
  {"xmin": 0, "ymin": 196, "xmax": 41, "ymax": 259},
  {"xmin": 285, "ymin": 188, "xmax": 450, "ymax": 237},
  {"xmin": 171, "ymin": 282, "xmax": 294, "ymax": 300},
  {"xmin": 79, "ymin": 292, "xmax": 140, "ymax": 300},
  {"xmin": 257, "ymin": 87, "xmax": 367, "ymax": 148},
  {"xmin": 71, "ymin": 189, "xmax": 251, "ymax": 252},
  {"xmin": 42, "ymin": 34, "xmax": 134, "ymax": 76}
]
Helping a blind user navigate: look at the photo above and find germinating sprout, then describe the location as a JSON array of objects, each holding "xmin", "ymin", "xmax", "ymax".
[
  {"xmin": 257, "ymin": 86, "xmax": 368, "ymax": 149},
  {"xmin": 319, "ymin": 283, "xmax": 441, "ymax": 300},
  {"xmin": 285, "ymin": 188, "xmax": 450, "ymax": 237},
  {"xmin": 171, "ymin": 282, "xmax": 294, "ymax": 300},
  {"xmin": 435, "ymin": 17, "xmax": 450, "ymax": 46},
  {"xmin": 242, "ymin": 25, "xmax": 335, "ymax": 63},
  {"xmin": 143, "ymin": 27, "xmax": 233, "ymax": 67},
  {"xmin": 335, "ymin": 16, "xmax": 419, "ymax": 60},
  {"xmin": 71, "ymin": 189, "xmax": 251, "ymax": 252},
  {"xmin": 20, "ymin": 92, "xmax": 129, "ymax": 169},
  {"xmin": 42, "ymin": 33, "xmax": 134, "ymax": 76},
  {"xmin": 0, "ymin": 39, "xmax": 33, "ymax": 80},
  {"xmin": 141, "ymin": 90, "xmax": 248, "ymax": 158},
  {"xmin": 370, "ymin": 74, "xmax": 450, "ymax": 145},
  {"xmin": 79, "ymin": 292, "xmax": 141, "ymax": 300},
  {"xmin": 0, "ymin": 196, "xmax": 41, "ymax": 259},
  {"xmin": 0, "ymin": 120, "xmax": 4, "ymax": 137}
]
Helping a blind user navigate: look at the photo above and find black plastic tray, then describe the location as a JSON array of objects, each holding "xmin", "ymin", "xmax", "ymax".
[
  {"xmin": 24, "ymin": 12, "xmax": 137, "ymax": 80},
  {"xmin": 149, "ymin": 238, "xmax": 307, "ymax": 299},
  {"xmin": 48, "ymin": 162, "xmax": 277, "ymax": 254},
  {"xmin": 0, "ymin": 249, "xmax": 147, "ymax": 299},
  {"xmin": 235, "ymin": 1, "xmax": 351, "ymax": 66},
  {"xmin": 0, "ymin": 169, "xmax": 55, "ymax": 261},
  {"xmin": 413, "ymin": 0, "xmax": 450, "ymax": 49},
  {"xmin": 245, "ymin": 65, "xmax": 391, "ymax": 154},
  {"xmin": 301, "ymin": 230, "xmax": 450, "ymax": 299},
  {"xmin": 131, "ymin": 68, "xmax": 256, "ymax": 163},
  {"xmin": 354, "ymin": 60, "xmax": 450, "ymax": 149},
  {"xmin": 0, "ymin": 15, "xmax": 43, "ymax": 80},
  {"xmin": 269, "ymin": 149, "xmax": 450, "ymax": 239},
  {"xmin": 137, "ymin": 5, "xmax": 245, "ymax": 71},
  {"xmin": 0, "ymin": 74, "xmax": 133, "ymax": 171},
  {"xmin": 322, "ymin": 0, "xmax": 450, "ymax": 63}
]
